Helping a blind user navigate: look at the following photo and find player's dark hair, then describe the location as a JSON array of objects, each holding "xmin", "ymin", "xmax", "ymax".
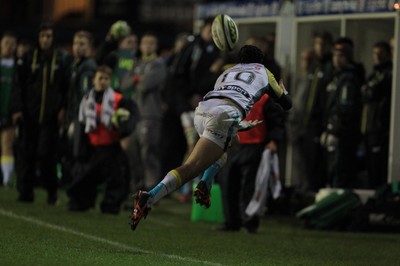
[
  {"xmin": 202, "ymin": 17, "xmax": 214, "ymax": 28},
  {"xmin": 238, "ymin": 45, "xmax": 264, "ymax": 64}
]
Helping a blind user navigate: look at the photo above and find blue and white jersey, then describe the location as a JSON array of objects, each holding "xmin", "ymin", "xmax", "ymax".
[{"xmin": 204, "ymin": 63, "xmax": 269, "ymax": 116}]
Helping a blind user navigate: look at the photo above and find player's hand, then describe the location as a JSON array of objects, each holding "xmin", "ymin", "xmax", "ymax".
[
  {"xmin": 279, "ymin": 80, "xmax": 288, "ymax": 95},
  {"xmin": 238, "ymin": 120, "xmax": 263, "ymax": 131}
]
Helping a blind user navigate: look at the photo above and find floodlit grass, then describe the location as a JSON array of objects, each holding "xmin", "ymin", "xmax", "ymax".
[{"xmin": 0, "ymin": 187, "xmax": 399, "ymax": 265}]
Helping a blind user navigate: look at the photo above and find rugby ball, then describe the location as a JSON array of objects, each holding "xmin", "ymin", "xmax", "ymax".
[
  {"xmin": 110, "ymin": 20, "xmax": 131, "ymax": 40},
  {"xmin": 211, "ymin": 14, "xmax": 239, "ymax": 52}
]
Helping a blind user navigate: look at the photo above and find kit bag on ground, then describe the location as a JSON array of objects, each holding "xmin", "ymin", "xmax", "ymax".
[
  {"xmin": 349, "ymin": 182, "xmax": 400, "ymax": 232},
  {"xmin": 296, "ymin": 189, "xmax": 362, "ymax": 230}
]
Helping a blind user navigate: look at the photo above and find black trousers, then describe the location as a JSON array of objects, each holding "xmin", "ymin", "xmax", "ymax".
[
  {"xmin": 221, "ymin": 143, "xmax": 264, "ymax": 230},
  {"xmin": 302, "ymin": 127, "xmax": 327, "ymax": 192},
  {"xmin": 15, "ymin": 120, "xmax": 59, "ymax": 201},
  {"xmin": 365, "ymin": 133, "xmax": 389, "ymax": 189},
  {"xmin": 326, "ymin": 138, "xmax": 359, "ymax": 188},
  {"xmin": 67, "ymin": 144, "xmax": 129, "ymax": 213}
]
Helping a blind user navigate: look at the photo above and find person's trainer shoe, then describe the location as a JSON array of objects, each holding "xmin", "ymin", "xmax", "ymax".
[
  {"xmin": 194, "ymin": 181, "xmax": 211, "ymax": 208},
  {"xmin": 130, "ymin": 191, "xmax": 151, "ymax": 231}
]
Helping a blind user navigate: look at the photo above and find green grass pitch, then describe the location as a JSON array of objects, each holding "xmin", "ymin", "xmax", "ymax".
[{"xmin": 0, "ymin": 188, "xmax": 399, "ymax": 265}]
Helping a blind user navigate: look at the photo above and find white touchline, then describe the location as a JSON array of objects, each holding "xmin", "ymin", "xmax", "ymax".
[{"xmin": 0, "ymin": 208, "xmax": 223, "ymax": 266}]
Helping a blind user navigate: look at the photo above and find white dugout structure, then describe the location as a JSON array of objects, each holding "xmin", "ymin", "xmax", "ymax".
[{"xmin": 194, "ymin": 0, "xmax": 400, "ymax": 187}]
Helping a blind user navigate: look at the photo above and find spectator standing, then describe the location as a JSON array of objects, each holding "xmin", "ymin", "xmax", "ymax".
[
  {"xmin": 168, "ymin": 19, "xmax": 222, "ymax": 199},
  {"xmin": 61, "ymin": 31, "xmax": 97, "ymax": 185},
  {"xmin": 301, "ymin": 32, "xmax": 334, "ymax": 191},
  {"xmin": 287, "ymin": 48, "xmax": 316, "ymax": 194},
  {"xmin": 0, "ymin": 31, "xmax": 18, "ymax": 187},
  {"xmin": 128, "ymin": 32, "xmax": 167, "ymax": 191},
  {"xmin": 16, "ymin": 38, "xmax": 32, "ymax": 60},
  {"xmin": 106, "ymin": 33, "xmax": 138, "ymax": 157},
  {"xmin": 220, "ymin": 94, "xmax": 285, "ymax": 233},
  {"xmin": 161, "ymin": 33, "xmax": 190, "ymax": 182},
  {"xmin": 320, "ymin": 42, "xmax": 362, "ymax": 188},
  {"xmin": 335, "ymin": 37, "xmax": 366, "ymax": 85},
  {"xmin": 65, "ymin": 31, "xmax": 97, "ymax": 129},
  {"xmin": 95, "ymin": 20, "xmax": 132, "ymax": 66},
  {"xmin": 172, "ymin": 18, "xmax": 222, "ymax": 114},
  {"xmin": 106, "ymin": 34, "xmax": 138, "ymax": 99},
  {"xmin": 11, "ymin": 22, "xmax": 70, "ymax": 204},
  {"xmin": 361, "ymin": 41, "xmax": 392, "ymax": 188},
  {"xmin": 67, "ymin": 65, "xmax": 137, "ymax": 214}
]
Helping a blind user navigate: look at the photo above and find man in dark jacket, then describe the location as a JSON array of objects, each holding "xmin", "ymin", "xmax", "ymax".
[
  {"xmin": 220, "ymin": 94, "xmax": 285, "ymax": 233},
  {"xmin": 299, "ymin": 32, "xmax": 334, "ymax": 192},
  {"xmin": 361, "ymin": 41, "xmax": 392, "ymax": 189},
  {"xmin": 65, "ymin": 31, "xmax": 97, "ymax": 131},
  {"xmin": 320, "ymin": 42, "xmax": 362, "ymax": 188},
  {"xmin": 60, "ymin": 30, "xmax": 97, "ymax": 186},
  {"xmin": 170, "ymin": 18, "xmax": 222, "ymax": 115},
  {"xmin": 12, "ymin": 22, "xmax": 69, "ymax": 204}
]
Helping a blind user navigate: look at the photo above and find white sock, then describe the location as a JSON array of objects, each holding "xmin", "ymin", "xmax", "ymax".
[
  {"xmin": 1, "ymin": 156, "xmax": 14, "ymax": 186},
  {"xmin": 149, "ymin": 170, "xmax": 182, "ymax": 206}
]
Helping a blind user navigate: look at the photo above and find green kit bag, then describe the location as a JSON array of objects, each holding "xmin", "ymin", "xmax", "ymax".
[{"xmin": 297, "ymin": 189, "xmax": 362, "ymax": 229}]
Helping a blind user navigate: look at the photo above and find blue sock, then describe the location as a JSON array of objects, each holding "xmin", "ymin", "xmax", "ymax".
[
  {"xmin": 148, "ymin": 170, "xmax": 182, "ymax": 206},
  {"xmin": 200, "ymin": 153, "xmax": 227, "ymax": 188},
  {"xmin": 201, "ymin": 163, "xmax": 221, "ymax": 189},
  {"xmin": 149, "ymin": 183, "xmax": 166, "ymax": 198}
]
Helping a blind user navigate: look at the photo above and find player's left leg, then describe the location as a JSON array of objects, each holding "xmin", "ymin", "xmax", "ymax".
[
  {"xmin": 194, "ymin": 152, "xmax": 227, "ymax": 208},
  {"xmin": 130, "ymin": 137, "xmax": 224, "ymax": 231}
]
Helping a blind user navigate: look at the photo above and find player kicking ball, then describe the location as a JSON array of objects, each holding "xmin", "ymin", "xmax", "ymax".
[{"xmin": 130, "ymin": 45, "xmax": 292, "ymax": 231}]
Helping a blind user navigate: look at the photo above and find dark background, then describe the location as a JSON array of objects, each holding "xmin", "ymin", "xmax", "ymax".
[{"xmin": 0, "ymin": 0, "xmax": 234, "ymax": 51}]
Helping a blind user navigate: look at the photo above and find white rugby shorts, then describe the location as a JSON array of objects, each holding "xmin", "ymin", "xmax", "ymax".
[{"xmin": 194, "ymin": 98, "xmax": 243, "ymax": 150}]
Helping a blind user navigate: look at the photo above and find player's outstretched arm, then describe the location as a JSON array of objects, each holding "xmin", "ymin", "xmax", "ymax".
[
  {"xmin": 265, "ymin": 69, "xmax": 292, "ymax": 111},
  {"xmin": 274, "ymin": 80, "xmax": 292, "ymax": 111}
]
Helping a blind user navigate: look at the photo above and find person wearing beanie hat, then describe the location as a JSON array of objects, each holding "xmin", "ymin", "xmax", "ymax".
[{"xmin": 320, "ymin": 39, "xmax": 363, "ymax": 188}]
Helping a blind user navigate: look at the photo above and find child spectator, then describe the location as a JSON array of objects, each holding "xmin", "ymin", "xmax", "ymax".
[{"xmin": 67, "ymin": 65, "xmax": 137, "ymax": 214}]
